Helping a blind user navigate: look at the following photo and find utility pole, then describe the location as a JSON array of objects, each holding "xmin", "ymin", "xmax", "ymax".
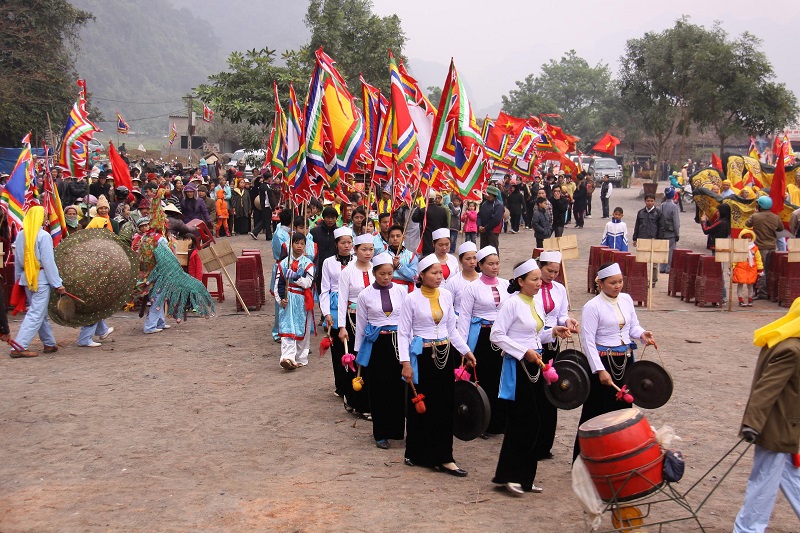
[{"xmin": 182, "ymin": 93, "xmax": 195, "ymax": 165}]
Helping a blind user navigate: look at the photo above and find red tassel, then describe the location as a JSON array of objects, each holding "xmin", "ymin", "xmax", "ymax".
[
  {"xmin": 319, "ymin": 336, "xmax": 332, "ymax": 358},
  {"xmin": 793, "ymin": 454, "xmax": 800, "ymax": 468},
  {"xmin": 10, "ymin": 280, "xmax": 26, "ymax": 316}
]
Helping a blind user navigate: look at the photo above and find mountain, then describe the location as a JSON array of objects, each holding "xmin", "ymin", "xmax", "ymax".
[{"xmin": 69, "ymin": 0, "xmax": 227, "ymax": 134}]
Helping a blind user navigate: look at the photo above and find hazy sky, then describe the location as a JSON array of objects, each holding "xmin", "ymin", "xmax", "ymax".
[{"xmin": 371, "ymin": 0, "xmax": 800, "ymax": 116}]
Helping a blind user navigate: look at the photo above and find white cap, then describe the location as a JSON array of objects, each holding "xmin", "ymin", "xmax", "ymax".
[
  {"xmin": 432, "ymin": 228, "xmax": 450, "ymax": 242},
  {"xmin": 417, "ymin": 254, "xmax": 439, "ymax": 274},
  {"xmin": 513, "ymin": 258, "xmax": 540, "ymax": 279},
  {"xmin": 457, "ymin": 241, "xmax": 477, "ymax": 256},
  {"xmin": 354, "ymin": 234, "xmax": 374, "ymax": 246},
  {"xmin": 333, "ymin": 227, "xmax": 352, "ymax": 240},
  {"xmin": 428, "ymin": 188, "xmax": 438, "ymax": 199},
  {"xmin": 476, "ymin": 246, "xmax": 498, "ymax": 262},
  {"xmin": 597, "ymin": 263, "xmax": 622, "ymax": 279},
  {"xmin": 539, "ymin": 250, "xmax": 562, "ymax": 263},
  {"xmin": 372, "ymin": 252, "xmax": 393, "ymax": 268}
]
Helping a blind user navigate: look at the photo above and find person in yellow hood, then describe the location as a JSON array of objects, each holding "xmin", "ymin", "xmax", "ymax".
[
  {"xmin": 734, "ymin": 298, "xmax": 800, "ymax": 530},
  {"xmin": 732, "ymin": 229, "xmax": 763, "ymax": 307},
  {"xmin": 11, "ymin": 206, "xmax": 66, "ymax": 358}
]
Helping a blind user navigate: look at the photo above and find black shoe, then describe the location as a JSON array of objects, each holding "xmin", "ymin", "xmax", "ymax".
[
  {"xmin": 479, "ymin": 432, "xmax": 490, "ymax": 440},
  {"xmin": 435, "ymin": 464, "xmax": 468, "ymax": 477},
  {"xmin": 375, "ymin": 439, "xmax": 390, "ymax": 449},
  {"xmin": 343, "ymin": 399, "xmax": 354, "ymax": 413},
  {"xmin": 540, "ymin": 452, "xmax": 554, "ymax": 460},
  {"xmin": 404, "ymin": 457, "xmax": 415, "ymax": 467}
]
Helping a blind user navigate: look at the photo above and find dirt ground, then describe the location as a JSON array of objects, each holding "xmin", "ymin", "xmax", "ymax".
[{"xmin": 1, "ymin": 183, "xmax": 798, "ymax": 532}]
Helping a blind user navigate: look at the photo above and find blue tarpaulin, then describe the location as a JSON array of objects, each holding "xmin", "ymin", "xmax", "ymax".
[{"xmin": 0, "ymin": 147, "xmax": 53, "ymax": 175}]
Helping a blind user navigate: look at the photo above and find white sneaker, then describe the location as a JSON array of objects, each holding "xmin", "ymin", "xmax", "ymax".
[
  {"xmin": 144, "ymin": 329, "xmax": 163, "ymax": 334},
  {"xmin": 80, "ymin": 341, "xmax": 102, "ymax": 348},
  {"xmin": 161, "ymin": 324, "xmax": 171, "ymax": 329},
  {"xmin": 99, "ymin": 327, "xmax": 114, "ymax": 340}
]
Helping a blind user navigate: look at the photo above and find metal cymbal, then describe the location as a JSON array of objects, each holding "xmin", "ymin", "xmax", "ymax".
[
  {"xmin": 544, "ymin": 359, "xmax": 590, "ymax": 410},
  {"xmin": 453, "ymin": 380, "xmax": 491, "ymax": 441},
  {"xmin": 625, "ymin": 360, "xmax": 673, "ymax": 409},
  {"xmin": 556, "ymin": 348, "xmax": 592, "ymax": 377}
]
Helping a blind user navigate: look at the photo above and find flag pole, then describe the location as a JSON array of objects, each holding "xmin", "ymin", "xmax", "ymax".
[{"xmin": 399, "ymin": 187, "xmax": 421, "ymax": 245}]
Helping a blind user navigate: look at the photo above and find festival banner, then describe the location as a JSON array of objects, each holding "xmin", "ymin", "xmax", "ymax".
[
  {"xmin": 388, "ymin": 51, "xmax": 422, "ymax": 202},
  {"xmin": 168, "ymin": 122, "xmax": 177, "ymax": 145},
  {"xmin": 202, "ymin": 102, "xmax": 214, "ymax": 123},
  {"xmin": 286, "ymin": 83, "xmax": 310, "ymax": 203},
  {"xmin": 57, "ymin": 94, "xmax": 100, "ymax": 177},
  {"xmin": 40, "ymin": 143, "xmax": 67, "ymax": 247},
  {"xmin": 116, "ymin": 113, "xmax": 129, "ymax": 134},
  {"xmin": 1, "ymin": 134, "xmax": 34, "ymax": 230},
  {"xmin": 269, "ymin": 82, "xmax": 287, "ymax": 180}
]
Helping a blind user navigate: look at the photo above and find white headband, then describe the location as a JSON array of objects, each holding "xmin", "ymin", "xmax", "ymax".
[
  {"xmin": 513, "ymin": 259, "xmax": 540, "ymax": 279},
  {"xmin": 432, "ymin": 228, "xmax": 450, "ymax": 242},
  {"xmin": 354, "ymin": 234, "xmax": 374, "ymax": 246},
  {"xmin": 476, "ymin": 246, "xmax": 498, "ymax": 262},
  {"xmin": 597, "ymin": 263, "xmax": 622, "ymax": 279},
  {"xmin": 372, "ymin": 252, "xmax": 393, "ymax": 268},
  {"xmin": 333, "ymin": 227, "xmax": 352, "ymax": 240},
  {"xmin": 457, "ymin": 241, "xmax": 477, "ymax": 255},
  {"xmin": 539, "ymin": 250, "xmax": 562, "ymax": 263},
  {"xmin": 417, "ymin": 254, "xmax": 439, "ymax": 274}
]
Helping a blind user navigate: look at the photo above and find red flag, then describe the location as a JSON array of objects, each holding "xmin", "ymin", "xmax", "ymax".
[
  {"xmin": 202, "ymin": 102, "xmax": 214, "ymax": 123},
  {"xmin": 770, "ymin": 150, "xmax": 786, "ymax": 215},
  {"xmin": 592, "ymin": 132, "xmax": 620, "ymax": 155},
  {"xmin": 711, "ymin": 153, "xmax": 723, "ymax": 172},
  {"xmin": 108, "ymin": 140, "xmax": 133, "ymax": 191}
]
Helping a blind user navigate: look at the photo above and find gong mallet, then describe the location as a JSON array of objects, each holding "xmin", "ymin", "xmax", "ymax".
[
  {"xmin": 63, "ymin": 291, "xmax": 86, "ymax": 304},
  {"xmin": 409, "ymin": 382, "xmax": 426, "ymax": 414},
  {"xmin": 609, "ymin": 382, "xmax": 634, "ymax": 404}
]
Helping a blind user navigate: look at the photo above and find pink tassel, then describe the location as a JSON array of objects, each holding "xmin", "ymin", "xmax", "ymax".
[
  {"xmin": 616, "ymin": 384, "xmax": 634, "ymax": 404},
  {"xmin": 341, "ymin": 353, "xmax": 356, "ymax": 372},
  {"xmin": 454, "ymin": 366, "xmax": 471, "ymax": 381},
  {"xmin": 542, "ymin": 362, "xmax": 559, "ymax": 384}
]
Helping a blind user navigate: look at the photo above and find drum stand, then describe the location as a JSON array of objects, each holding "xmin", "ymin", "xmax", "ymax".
[{"xmin": 587, "ymin": 439, "xmax": 752, "ymax": 532}]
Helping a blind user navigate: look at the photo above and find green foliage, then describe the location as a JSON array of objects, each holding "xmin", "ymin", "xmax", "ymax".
[
  {"xmin": 501, "ymin": 50, "xmax": 618, "ymax": 151},
  {"xmin": 0, "ymin": 0, "xmax": 93, "ymax": 145},
  {"xmin": 427, "ymin": 86, "xmax": 442, "ymax": 109},
  {"xmin": 68, "ymin": 0, "xmax": 225, "ymax": 136},
  {"xmin": 196, "ymin": 47, "xmax": 311, "ymax": 129},
  {"xmin": 305, "ymin": 0, "xmax": 407, "ymax": 93}
]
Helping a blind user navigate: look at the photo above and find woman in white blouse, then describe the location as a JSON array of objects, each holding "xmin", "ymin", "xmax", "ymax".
[
  {"xmin": 431, "ymin": 227, "xmax": 459, "ymax": 281},
  {"xmin": 337, "ymin": 233, "xmax": 375, "ymax": 417},
  {"xmin": 574, "ymin": 262, "xmax": 656, "ymax": 460},
  {"xmin": 320, "ymin": 227, "xmax": 354, "ymax": 399},
  {"xmin": 535, "ymin": 250, "xmax": 580, "ymax": 458},
  {"xmin": 490, "ymin": 259, "xmax": 570, "ymax": 496},
  {"xmin": 355, "ymin": 253, "xmax": 408, "ymax": 449},
  {"xmin": 398, "ymin": 254, "xmax": 476, "ymax": 476},
  {"xmin": 444, "ymin": 241, "xmax": 479, "ymax": 312},
  {"xmin": 458, "ymin": 245, "xmax": 510, "ymax": 435}
]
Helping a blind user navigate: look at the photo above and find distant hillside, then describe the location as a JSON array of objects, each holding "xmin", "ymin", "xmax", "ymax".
[{"xmin": 69, "ymin": 0, "xmax": 226, "ymax": 134}]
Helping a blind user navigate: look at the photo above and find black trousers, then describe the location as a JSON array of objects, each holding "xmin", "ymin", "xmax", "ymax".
[
  {"xmin": 366, "ymin": 333, "xmax": 405, "ymax": 441},
  {"xmin": 252, "ymin": 207, "xmax": 273, "ymax": 239},
  {"xmin": 601, "ymin": 196, "xmax": 610, "ymax": 218},
  {"xmin": 474, "ymin": 328, "xmax": 506, "ymax": 434},
  {"xmin": 538, "ymin": 341, "xmax": 560, "ymax": 455},
  {"xmin": 343, "ymin": 312, "xmax": 370, "ymax": 414},
  {"xmin": 405, "ymin": 345, "xmax": 457, "ymax": 467}
]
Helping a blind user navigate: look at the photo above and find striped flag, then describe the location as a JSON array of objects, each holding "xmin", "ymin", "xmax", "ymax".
[
  {"xmin": 1, "ymin": 134, "xmax": 35, "ymax": 230},
  {"xmin": 202, "ymin": 102, "xmax": 214, "ymax": 123},
  {"xmin": 388, "ymin": 51, "xmax": 421, "ymax": 203},
  {"xmin": 116, "ymin": 113, "xmax": 130, "ymax": 134},
  {"xmin": 268, "ymin": 83, "xmax": 287, "ymax": 180},
  {"xmin": 286, "ymin": 83, "xmax": 309, "ymax": 203},
  {"xmin": 168, "ymin": 122, "xmax": 177, "ymax": 145},
  {"xmin": 57, "ymin": 95, "xmax": 100, "ymax": 178},
  {"xmin": 40, "ymin": 143, "xmax": 67, "ymax": 247}
]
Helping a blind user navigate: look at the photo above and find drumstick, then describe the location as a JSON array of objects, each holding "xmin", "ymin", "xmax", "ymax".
[{"xmin": 63, "ymin": 291, "xmax": 86, "ymax": 304}]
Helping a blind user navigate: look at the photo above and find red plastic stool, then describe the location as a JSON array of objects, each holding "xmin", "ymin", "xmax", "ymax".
[{"xmin": 202, "ymin": 272, "xmax": 225, "ymax": 302}]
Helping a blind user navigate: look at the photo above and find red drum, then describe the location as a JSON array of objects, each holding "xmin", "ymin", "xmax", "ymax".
[{"xmin": 579, "ymin": 409, "xmax": 664, "ymax": 502}]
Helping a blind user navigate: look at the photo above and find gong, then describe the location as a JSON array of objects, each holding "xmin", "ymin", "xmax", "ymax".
[
  {"xmin": 544, "ymin": 359, "xmax": 590, "ymax": 410},
  {"xmin": 556, "ymin": 348, "xmax": 592, "ymax": 377},
  {"xmin": 453, "ymin": 380, "xmax": 491, "ymax": 441},
  {"xmin": 625, "ymin": 360, "xmax": 673, "ymax": 409}
]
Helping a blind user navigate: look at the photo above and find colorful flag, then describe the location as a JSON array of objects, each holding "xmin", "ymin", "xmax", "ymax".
[
  {"xmin": 771, "ymin": 148, "xmax": 786, "ymax": 215},
  {"xmin": 40, "ymin": 143, "xmax": 67, "ymax": 247},
  {"xmin": 269, "ymin": 82, "xmax": 287, "ymax": 180},
  {"xmin": 168, "ymin": 122, "xmax": 177, "ymax": 146},
  {"xmin": 286, "ymin": 83, "xmax": 309, "ymax": 203},
  {"xmin": 0, "ymin": 134, "xmax": 34, "ymax": 230},
  {"xmin": 748, "ymin": 136, "xmax": 760, "ymax": 160},
  {"xmin": 711, "ymin": 153, "xmax": 723, "ymax": 172},
  {"xmin": 388, "ymin": 51, "xmax": 422, "ymax": 202},
  {"xmin": 202, "ymin": 102, "xmax": 214, "ymax": 123},
  {"xmin": 116, "ymin": 113, "xmax": 129, "ymax": 134},
  {"xmin": 397, "ymin": 62, "xmax": 437, "ymax": 169},
  {"xmin": 361, "ymin": 76, "xmax": 391, "ymax": 182},
  {"xmin": 57, "ymin": 95, "xmax": 100, "ymax": 177},
  {"xmin": 108, "ymin": 140, "xmax": 133, "ymax": 191},
  {"xmin": 507, "ymin": 126, "xmax": 538, "ymax": 159},
  {"xmin": 592, "ymin": 132, "xmax": 621, "ymax": 155},
  {"xmin": 424, "ymin": 59, "xmax": 486, "ymax": 199}
]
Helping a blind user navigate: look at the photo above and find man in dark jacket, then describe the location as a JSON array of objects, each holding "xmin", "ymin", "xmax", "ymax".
[
  {"xmin": 310, "ymin": 206, "xmax": 339, "ymax": 292},
  {"xmin": 412, "ymin": 189, "xmax": 449, "ymax": 255},
  {"xmin": 632, "ymin": 193, "xmax": 665, "ymax": 286},
  {"xmin": 478, "ymin": 185, "xmax": 504, "ymax": 250},
  {"xmin": 532, "ymin": 197, "xmax": 552, "ymax": 248}
]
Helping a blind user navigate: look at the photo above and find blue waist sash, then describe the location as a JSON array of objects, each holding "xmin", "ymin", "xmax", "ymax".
[
  {"xmin": 596, "ymin": 344, "xmax": 635, "ymax": 362},
  {"xmin": 329, "ymin": 292, "xmax": 339, "ymax": 329},
  {"xmin": 467, "ymin": 317, "xmax": 493, "ymax": 352},
  {"xmin": 499, "ymin": 350, "xmax": 542, "ymax": 401},
  {"xmin": 356, "ymin": 325, "xmax": 397, "ymax": 367},
  {"xmin": 406, "ymin": 336, "xmax": 447, "ymax": 385}
]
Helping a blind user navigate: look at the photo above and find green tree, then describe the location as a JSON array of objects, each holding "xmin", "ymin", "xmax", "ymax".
[
  {"xmin": 196, "ymin": 48, "xmax": 311, "ymax": 129},
  {"xmin": 427, "ymin": 86, "xmax": 442, "ymax": 109},
  {"xmin": 305, "ymin": 0, "xmax": 407, "ymax": 94},
  {"xmin": 689, "ymin": 31, "xmax": 798, "ymax": 155},
  {"xmin": 501, "ymin": 50, "xmax": 618, "ymax": 150},
  {"xmin": 0, "ymin": 0, "xmax": 93, "ymax": 145}
]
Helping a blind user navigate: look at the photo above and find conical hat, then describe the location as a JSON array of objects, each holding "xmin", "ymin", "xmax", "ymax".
[{"xmin": 48, "ymin": 228, "xmax": 138, "ymax": 327}]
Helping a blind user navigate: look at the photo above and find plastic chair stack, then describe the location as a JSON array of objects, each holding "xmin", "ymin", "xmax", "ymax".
[
  {"xmin": 681, "ymin": 253, "xmax": 703, "ymax": 303},
  {"xmin": 769, "ymin": 251, "xmax": 787, "ymax": 302},
  {"xmin": 668, "ymin": 249, "xmax": 692, "ymax": 297},
  {"xmin": 235, "ymin": 255, "xmax": 262, "ymax": 311},
  {"xmin": 694, "ymin": 255, "xmax": 723, "ymax": 307},
  {"xmin": 623, "ymin": 254, "xmax": 648, "ymax": 306},
  {"xmin": 240, "ymin": 249, "xmax": 266, "ymax": 306},
  {"xmin": 588, "ymin": 246, "xmax": 608, "ymax": 293}
]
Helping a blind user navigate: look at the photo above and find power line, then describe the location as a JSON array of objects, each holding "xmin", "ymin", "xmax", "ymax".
[
  {"xmin": 96, "ymin": 109, "xmax": 186, "ymax": 123},
  {"xmin": 94, "ymin": 97, "xmax": 183, "ymax": 105}
]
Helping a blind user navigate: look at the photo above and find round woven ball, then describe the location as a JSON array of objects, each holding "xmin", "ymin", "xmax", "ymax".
[{"xmin": 48, "ymin": 228, "xmax": 138, "ymax": 327}]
